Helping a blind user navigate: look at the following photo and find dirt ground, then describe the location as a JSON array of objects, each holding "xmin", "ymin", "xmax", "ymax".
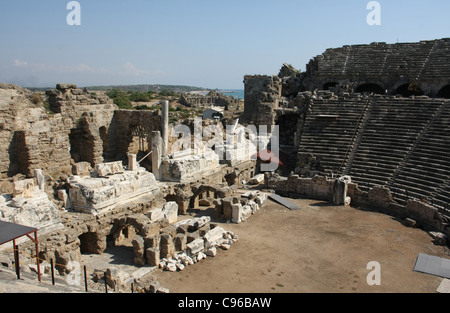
[{"xmin": 152, "ymin": 196, "xmax": 449, "ymax": 293}]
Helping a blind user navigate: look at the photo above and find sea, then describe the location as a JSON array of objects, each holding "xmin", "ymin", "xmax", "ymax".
[
  {"xmin": 194, "ymin": 89, "xmax": 244, "ymax": 100},
  {"xmin": 217, "ymin": 89, "xmax": 244, "ymax": 100}
]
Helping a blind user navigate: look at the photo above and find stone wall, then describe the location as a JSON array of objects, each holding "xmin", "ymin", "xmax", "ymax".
[
  {"xmin": 0, "ymin": 84, "xmax": 75, "ymax": 179},
  {"xmin": 243, "ymin": 75, "xmax": 281, "ymax": 126},
  {"xmin": 112, "ymin": 110, "xmax": 161, "ymax": 161},
  {"xmin": 276, "ymin": 173, "xmax": 450, "ymax": 246},
  {"xmin": 46, "ymin": 84, "xmax": 118, "ymax": 166},
  {"xmin": 180, "ymin": 90, "xmax": 239, "ymax": 108},
  {"xmin": 303, "ymin": 38, "xmax": 450, "ymax": 97}
]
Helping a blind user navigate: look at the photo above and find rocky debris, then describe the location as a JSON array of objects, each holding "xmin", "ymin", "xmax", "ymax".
[
  {"xmin": 154, "ymin": 218, "xmax": 238, "ymax": 272},
  {"xmin": 216, "ymin": 191, "xmax": 267, "ymax": 224},
  {"xmin": 0, "ymin": 173, "xmax": 64, "ymax": 238},
  {"xmin": 429, "ymin": 231, "xmax": 448, "ymax": 246},
  {"xmin": 248, "ymin": 174, "xmax": 265, "ymax": 185}
]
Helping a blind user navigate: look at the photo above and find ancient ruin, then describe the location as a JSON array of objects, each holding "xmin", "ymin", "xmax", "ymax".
[{"xmin": 1, "ymin": 38, "xmax": 450, "ymax": 293}]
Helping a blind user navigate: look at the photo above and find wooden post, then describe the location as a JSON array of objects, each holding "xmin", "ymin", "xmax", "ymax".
[
  {"xmin": 84, "ymin": 265, "xmax": 88, "ymax": 292},
  {"xmin": 13, "ymin": 240, "xmax": 20, "ymax": 280},
  {"xmin": 34, "ymin": 231, "xmax": 41, "ymax": 282},
  {"xmin": 50, "ymin": 259, "xmax": 55, "ymax": 285},
  {"xmin": 104, "ymin": 272, "xmax": 108, "ymax": 293}
]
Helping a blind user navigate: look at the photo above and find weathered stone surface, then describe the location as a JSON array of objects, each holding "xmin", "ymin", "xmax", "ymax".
[
  {"xmin": 174, "ymin": 233, "xmax": 187, "ymax": 252},
  {"xmin": 163, "ymin": 202, "xmax": 178, "ymax": 224},
  {"xmin": 248, "ymin": 174, "xmax": 265, "ymax": 185},
  {"xmin": 145, "ymin": 248, "xmax": 160, "ymax": 267},
  {"xmin": 186, "ymin": 238, "xmax": 204, "ymax": 256},
  {"xmin": 204, "ymin": 226, "xmax": 225, "ymax": 249},
  {"xmin": 72, "ymin": 162, "xmax": 92, "ymax": 177},
  {"xmin": 132, "ymin": 237, "xmax": 145, "ymax": 266},
  {"xmin": 231, "ymin": 203, "xmax": 243, "ymax": 224},
  {"xmin": 160, "ymin": 233, "xmax": 175, "ymax": 259},
  {"xmin": 68, "ymin": 169, "xmax": 159, "ymax": 215},
  {"xmin": 13, "ymin": 179, "xmax": 35, "ymax": 198},
  {"xmin": 95, "ymin": 161, "xmax": 124, "ymax": 177}
]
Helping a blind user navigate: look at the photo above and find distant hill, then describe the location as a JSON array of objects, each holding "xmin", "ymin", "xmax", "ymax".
[{"xmin": 26, "ymin": 84, "xmax": 207, "ymax": 93}]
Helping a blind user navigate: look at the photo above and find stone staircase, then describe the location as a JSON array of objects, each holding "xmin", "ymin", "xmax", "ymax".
[
  {"xmin": 348, "ymin": 97, "xmax": 442, "ymax": 192},
  {"xmin": 297, "ymin": 95, "xmax": 450, "ymax": 219},
  {"xmin": 298, "ymin": 94, "xmax": 371, "ymax": 175},
  {"xmin": 387, "ymin": 100, "xmax": 448, "ymax": 204}
]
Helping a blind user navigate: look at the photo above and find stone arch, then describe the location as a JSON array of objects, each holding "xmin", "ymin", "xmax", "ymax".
[
  {"xmin": 69, "ymin": 118, "xmax": 96, "ymax": 166},
  {"xmin": 190, "ymin": 185, "xmax": 221, "ymax": 209},
  {"xmin": 323, "ymin": 82, "xmax": 338, "ymax": 91},
  {"xmin": 355, "ymin": 83, "xmax": 385, "ymax": 95},
  {"xmin": 79, "ymin": 231, "xmax": 107, "ymax": 254},
  {"xmin": 8, "ymin": 131, "xmax": 31, "ymax": 177},
  {"xmin": 99, "ymin": 126, "xmax": 108, "ymax": 159},
  {"xmin": 437, "ymin": 84, "xmax": 450, "ymax": 99},
  {"xmin": 108, "ymin": 214, "xmax": 154, "ymax": 247},
  {"xmin": 276, "ymin": 112, "xmax": 302, "ymax": 147},
  {"xmin": 395, "ymin": 83, "xmax": 424, "ymax": 97}
]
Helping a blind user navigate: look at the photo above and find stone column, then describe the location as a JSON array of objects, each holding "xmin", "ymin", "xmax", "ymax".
[
  {"xmin": 333, "ymin": 176, "xmax": 352, "ymax": 206},
  {"xmin": 152, "ymin": 131, "xmax": 162, "ymax": 180},
  {"xmin": 161, "ymin": 100, "xmax": 169, "ymax": 157},
  {"xmin": 127, "ymin": 154, "xmax": 137, "ymax": 171}
]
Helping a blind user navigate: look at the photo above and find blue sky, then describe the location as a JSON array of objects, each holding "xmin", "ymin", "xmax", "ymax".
[{"xmin": 0, "ymin": 0, "xmax": 449, "ymax": 89}]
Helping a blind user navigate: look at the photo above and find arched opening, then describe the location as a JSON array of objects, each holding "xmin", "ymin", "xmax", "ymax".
[
  {"xmin": 99, "ymin": 126, "xmax": 108, "ymax": 160},
  {"xmin": 437, "ymin": 85, "xmax": 450, "ymax": 99},
  {"xmin": 79, "ymin": 232, "xmax": 106, "ymax": 254},
  {"xmin": 8, "ymin": 131, "xmax": 31, "ymax": 177},
  {"xmin": 69, "ymin": 120, "xmax": 95, "ymax": 165},
  {"xmin": 276, "ymin": 113, "xmax": 301, "ymax": 147},
  {"xmin": 355, "ymin": 83, "xmax": 385, "ymax": 95},
  {"xmin": 323, "ymin": 82, "xmax": 338, "ymax": 91},
  {"xmin": 395, "ymin": 83, "xmax": 424, "ymax": 97}
]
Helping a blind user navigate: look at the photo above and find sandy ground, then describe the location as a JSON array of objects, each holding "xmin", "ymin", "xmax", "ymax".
[{"xmin": 151, "ymin": 197, "xmax": 449, "ymax": 293}]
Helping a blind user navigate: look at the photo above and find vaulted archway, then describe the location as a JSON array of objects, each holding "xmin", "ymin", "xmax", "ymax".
[{"xmin": 355, "ymin": 83, "xmax": 385, "ymax": 95}]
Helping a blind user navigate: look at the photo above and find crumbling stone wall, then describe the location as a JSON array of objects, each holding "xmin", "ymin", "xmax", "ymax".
[
  {"xmin": 301, "ymin": 38, "xmax": 450, "ymax": 97},
  {"xmin": 112, "ymin": 110, "xmax": 161, "ymax": 161},
  {"xmin": 243, "ymin": 75, "xmax": 281, "ymax": 126},
  {"xmin": 46, "ymin": 84, "xmax": 118, "ymax": 167},
  {"xmin": 180, "ymin": 90, "xmax": 239, "ymax": 108},
  {"xmin": 0, "ymin": 84, "xmax": 72, "ymax": 179}
]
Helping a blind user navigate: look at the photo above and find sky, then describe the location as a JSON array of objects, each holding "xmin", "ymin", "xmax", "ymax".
[{"xmin": 0, "ymin": 0, "xmax": 449, "ymax": 89}]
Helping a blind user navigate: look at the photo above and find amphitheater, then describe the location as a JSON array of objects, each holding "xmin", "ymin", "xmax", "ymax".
[{"xmin": 0, "ymin": 38, "xmax": 450, "ymax": 293}]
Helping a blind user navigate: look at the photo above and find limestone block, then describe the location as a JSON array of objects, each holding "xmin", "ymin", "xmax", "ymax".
[
  {"xmin": 222, "ymin": 197, "xmax": 234, "ymax": 220},
  {"xmin": 205, "ymin": 247, "xmax": 217, "ymax": 257},
  {"xmin": 248, "ymin": 200, "xmax": 259, "ymax": 213},
  {"xmin": 186, "ymin": 238, "xmax": 204, "ymax": 256},
  {"xmin": 72, "ymin": 162, "xmax": 92, "ymax": 177},
  {"xmin": 160, "ymin": 233, "xmax": 175, "ymax": 259},
  {"xmin": 203, "ymin": 226, "xmax": 225, "ymax": 249},
  {"xmin": 144, "ymin": 235, "xmax": 160, "ymax": 249},
  {"xmin": 248, "ymin": 174, "xmax": 265, "ymax": 185},
  {"xmin": 174, "ymin": 233, "xmax": 187, "ymax": 251},
  {"xmin": 95, "ymin": 161, "xmax": 124, "ymax": 177},
  {"xmin": 33, "ymin": 169, "xmax": 45, "ymax": 191},
  {"xmin": 57, "ymin": 189, "xmax": 72, "ymax": 209},
  {"xmin": 13, "ymin": 179, "xmax": 35, "ymax": 198},
  {"xmin": 242, "ymin": 205, "xmax": 253, "ymax": 221},
  {"xmin": 163, "ymin": 202, "xmax": 178, "ymax": 224},
  {"xmin": 132, "ymin": 237, "xmax": 146, "ymax": 267},
  {"xmin": 231, "ymin": 203, "xmax": 243, "ymax": 224},
  {"xmin": 147, "ymin": 208, "xmax": 165, "ymax": 222},
  {"xmin": 255, "ymin": 193, "xmax": 268, "ymax": 206},
  {"xmin": 145, "ymin": 248, "xmax": 160, "ymax": 267}
]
